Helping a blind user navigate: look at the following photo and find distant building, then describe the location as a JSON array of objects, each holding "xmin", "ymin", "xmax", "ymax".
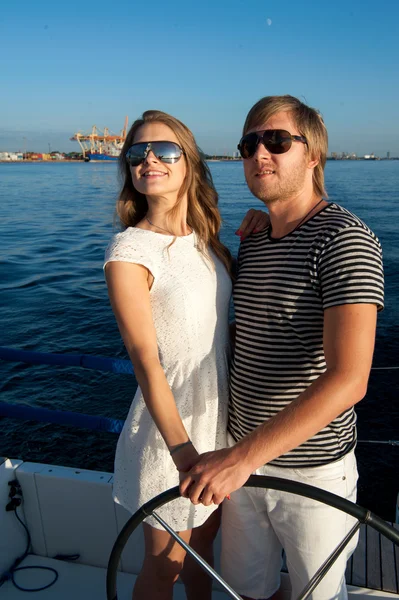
[
  {"xmin": 50, "ymin": 152, "xmax": 65, "ymax": 160},
  {"xmin": 387, "ymin": 151, "xmax": 390, "ymax": 159},
  {"xmin": 26, "ymin": 152, "xmax": 43, "ymax": 161},
  {"xmin": 0, "ymin": 152, "xmax": 23, "ymax": 161}
]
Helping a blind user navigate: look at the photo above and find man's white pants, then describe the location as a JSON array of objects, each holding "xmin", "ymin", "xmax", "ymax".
[{"xmin": 221, "ymin": 441, "xmax": 359, "ymax": 600}]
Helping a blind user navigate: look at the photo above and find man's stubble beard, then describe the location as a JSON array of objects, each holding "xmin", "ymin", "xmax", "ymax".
[{"xmin": 247, "ymin": 157, "xmax": 309, "ymax": 206}]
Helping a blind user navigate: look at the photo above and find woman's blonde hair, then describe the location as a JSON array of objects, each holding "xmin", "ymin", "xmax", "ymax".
[
  {"xmin": 243, "ymin": 95, "xmax": 328, "ymax": 198},
  {"xmin": 117, "ymin": 110, "xmax": 233, "ymax": 276}
]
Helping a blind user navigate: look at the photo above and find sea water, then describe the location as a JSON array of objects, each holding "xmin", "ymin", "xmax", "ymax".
[{"xmin": 0, "ymin": 160, "xmax": 398, "ymax": 519}]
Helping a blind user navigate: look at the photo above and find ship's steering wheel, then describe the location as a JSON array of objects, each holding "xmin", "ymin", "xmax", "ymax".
[{"xmin": 106, "ymin": 475, "xmax": 399, "ymax": 600}]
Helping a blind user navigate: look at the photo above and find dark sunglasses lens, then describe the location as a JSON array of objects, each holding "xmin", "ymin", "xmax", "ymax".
[
  {"xmin": 263, "ymin": 130, "xmax": 292, "ymax": 154},
  {"xmin": 238, "ymin": 133, "xmax": 258, "ymax": 159},
  {"xmin": 126, "ymin": 142, "xmax": 182, "ymax": 166},
  {"xmin": 126, "ymin": 143, "xmax": 147, "ymax": 166},
  {"xmin": 150, "ymin": 141, "xmax": 182, "ymax": 163}
]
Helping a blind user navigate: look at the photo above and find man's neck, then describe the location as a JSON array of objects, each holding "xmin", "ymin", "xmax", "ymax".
[{"xmin": 268, "ymin": 194, "xmax": 325, "ymax": 239}]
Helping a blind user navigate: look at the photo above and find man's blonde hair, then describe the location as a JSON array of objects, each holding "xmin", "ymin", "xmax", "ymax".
[{"xmin": 243, "ymin": 95, "xmax": 328, "ymax": 198}]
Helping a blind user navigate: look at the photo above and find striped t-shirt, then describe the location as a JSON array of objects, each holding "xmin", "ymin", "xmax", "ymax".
[{"xmin": 229, "ymin": 203, "xmax": 384, "ymax": 467}]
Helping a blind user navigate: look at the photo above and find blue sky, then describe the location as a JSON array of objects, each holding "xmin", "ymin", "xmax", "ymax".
[{"xmin": 1, "ymin": 0, "xmax": 398, "ymax": 155}]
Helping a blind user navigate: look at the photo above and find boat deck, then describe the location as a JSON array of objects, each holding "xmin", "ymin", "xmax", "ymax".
[
  {"xmin": 0, "ymin": 555, "xmax": 233, "ymax": 599},
  {"xmin": 1, "ymin": 459, "xmax": 397, "ymax": 599},
  {"xmin": 345, "ymin": 522, "xmax": 399, "ymax": 594},
  {"xmin": 1, "ymin": 524, "xmax": 398, "ymax": 599}
]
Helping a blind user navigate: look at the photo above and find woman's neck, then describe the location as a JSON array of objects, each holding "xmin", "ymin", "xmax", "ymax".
[{"xmin": 145, "ymin": 195, "xmax": 190, "ymax": 236}]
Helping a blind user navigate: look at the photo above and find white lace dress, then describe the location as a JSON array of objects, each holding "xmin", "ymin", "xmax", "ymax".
[{"xmin": 104, "ymin": 227, "xmax": 232, "ymax": 530}]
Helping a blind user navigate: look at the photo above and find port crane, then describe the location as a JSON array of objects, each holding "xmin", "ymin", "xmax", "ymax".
[{"xmin": 71, "ymin": 117, "xmax": 128, "ymax": 159}]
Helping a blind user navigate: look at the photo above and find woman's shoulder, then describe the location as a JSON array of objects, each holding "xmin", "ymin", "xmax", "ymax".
[
  {"xmin": 104, "ymin": 227, "xmax": 160, "ymax": 266},
  {"xmin": 105, "ymin": 226, "xmax": 138, "ymax": 254}
]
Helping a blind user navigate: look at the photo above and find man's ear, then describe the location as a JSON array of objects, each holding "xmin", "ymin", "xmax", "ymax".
[{"xmin": 307, "ymin": 155, "xmax": 319, "ymax": 169}]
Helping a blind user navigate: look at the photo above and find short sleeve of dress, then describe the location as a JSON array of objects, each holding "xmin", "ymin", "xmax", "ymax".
[
  {"xmin": 317, "ymin": 225, "xmax": 384, "ymax": 311},
  {"xmin": 103, "ymin": 230, "xmax": 159, "ymax": 281}
]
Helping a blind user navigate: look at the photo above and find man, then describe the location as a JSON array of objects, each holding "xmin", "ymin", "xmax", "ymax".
[{"xmin": 180, "ymin": 95, "xmax": 384, "ymax": 599}]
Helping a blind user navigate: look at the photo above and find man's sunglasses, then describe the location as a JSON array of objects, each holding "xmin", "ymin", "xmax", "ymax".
[
  {"xmin": 237, "ymin": 129, "xmax": 307, "ymax": 159},
  {"xmin": 126, "ymin": 141, "xmax": 184, "ymax": 167}
]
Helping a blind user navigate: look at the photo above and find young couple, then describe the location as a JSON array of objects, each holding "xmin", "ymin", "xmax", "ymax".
[{"xmin": 104, "ymin": 95, "xmax": 384, "ymax": 600}]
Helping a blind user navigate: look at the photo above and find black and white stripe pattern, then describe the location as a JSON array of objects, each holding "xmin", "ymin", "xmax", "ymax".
[{"xmin": 229, "ymin": 203, "xmax": 384, "ymax": 467}]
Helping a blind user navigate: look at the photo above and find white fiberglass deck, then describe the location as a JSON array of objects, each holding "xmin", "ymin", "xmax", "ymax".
[
  {"xmin": 1, "ymin": 458, "xmax": 397, "ymax": 599},
  {"xmin": 1, "ymin": 557, "xmax": 395, "ymax": 599},
  {"xmin": 0, "ymin": 555, "xmax": 228, "ymax": 599}
]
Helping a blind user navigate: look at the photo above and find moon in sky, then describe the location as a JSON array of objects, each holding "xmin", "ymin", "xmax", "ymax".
[{"xmin": 267, "ymin": 18, "xmax": 272, "ymax": 26}]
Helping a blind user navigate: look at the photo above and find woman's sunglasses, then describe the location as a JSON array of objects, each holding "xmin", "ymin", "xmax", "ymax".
[
  {"xmin": 126, "ymin": 141, "xmax": 184, "ymax": 167},
  {"xmin": 237, "ymin": 129, "xmax": 308, "ymax": 159}
]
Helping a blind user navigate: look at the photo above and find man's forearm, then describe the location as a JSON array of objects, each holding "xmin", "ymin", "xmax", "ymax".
[{"xmin": 233, "ymin": 368, "xmax": 367, "ymax": 471}]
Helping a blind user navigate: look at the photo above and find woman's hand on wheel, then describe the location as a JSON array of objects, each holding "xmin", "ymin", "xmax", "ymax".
[
  {"xmin": 180, "ymin": 448, "xmax": 252, "ymax": 506},
  {"xmin": 172, "ymin": 443, "xmax": 200, "ymax": 474}
]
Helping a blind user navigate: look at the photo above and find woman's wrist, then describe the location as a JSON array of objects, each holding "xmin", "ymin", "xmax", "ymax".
[
  {"xmin": 169, "ymin": 440, "xmax": 193, "ymax": 456},
  {"xmin": 171, "ymin": 442, "xmax": 199, "ymax": 473}
]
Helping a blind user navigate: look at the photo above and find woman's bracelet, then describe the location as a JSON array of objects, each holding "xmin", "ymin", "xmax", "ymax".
[{"xmin": 169, "ymin": 440, "xmax": 193, "ymax": 456}]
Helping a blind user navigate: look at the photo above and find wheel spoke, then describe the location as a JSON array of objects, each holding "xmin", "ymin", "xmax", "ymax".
[
  {"xmin": 295, "ymin": 520, "xmax": 362, "ymax": 600},
  {"xmin": 151, "ymin": 510, "xmax": 244, "ymax": 600},
  {"xmin": 107, "ymin": 478, "xmax": 399, "ymax": 600}
]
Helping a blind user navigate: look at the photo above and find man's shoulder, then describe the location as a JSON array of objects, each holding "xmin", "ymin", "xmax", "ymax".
[
  {"xmin": 312, "ymin": 203, "xmax": 380, "ymax": 246},
  {"xmin": 318, "ymin": 203, "xmax": 371, "ymax": 231}
]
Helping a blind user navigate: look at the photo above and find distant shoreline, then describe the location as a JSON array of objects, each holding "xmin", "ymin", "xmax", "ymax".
[
  {"xmin": 0, "ymin": 160, "xmax": 86, "ymax": 164},
  {"xmin": 1, "ymin": 157, "xmax": 398, "ymax": 165}
]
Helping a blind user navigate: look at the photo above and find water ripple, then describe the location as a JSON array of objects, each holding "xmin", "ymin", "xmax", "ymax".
[{"xmin": 0, "ymin": 160, "xmax": 398, "ymax": 519}]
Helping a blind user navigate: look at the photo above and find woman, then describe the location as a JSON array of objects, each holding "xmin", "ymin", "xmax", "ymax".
[{"xmin": 104, "ymin": 110, "xmax": 266, "ymax": 600}]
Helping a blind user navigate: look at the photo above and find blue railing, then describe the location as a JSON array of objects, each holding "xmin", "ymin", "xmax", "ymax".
[
  {"xmin": 0, "ymin": 402, "xmax": 124, "ymax": 433},
  {"xmin": 0, "ymin": 347, "xmax": 133, "ymax": 375},
  {"xmin": 0, "ymin": 347, "xmax": 132, "ymax": 433},
  {"xmin": 1, "ymin": 346, "xmax": 398, "ymax": 443}
]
